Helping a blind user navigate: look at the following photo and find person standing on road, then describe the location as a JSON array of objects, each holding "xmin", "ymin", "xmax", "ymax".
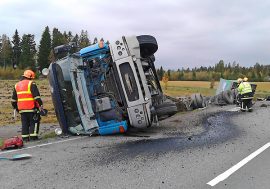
[
  {"xmin": 237, "ymin": 77, "xmax": 253, "ymax": 111},
  {"xmin": 11, "ymin": 70, "xmax": 43, "ymax": 141},
  {"xmin": 236, "ymin": 78, "xmax": 243, "ymax": 104}
]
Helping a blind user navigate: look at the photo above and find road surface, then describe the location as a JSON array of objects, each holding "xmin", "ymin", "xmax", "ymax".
[{"xmin": 0, "ymin": 101, "xmax": 270, "ymax": 189}]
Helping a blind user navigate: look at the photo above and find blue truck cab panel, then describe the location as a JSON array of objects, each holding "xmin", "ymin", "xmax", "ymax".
[
  {"xmin": 78, "ymin": 42, "xmax": 128, "ymax": 135},
  {"xmin": 80, "ymin": 42, "xmax": 109, "ymax": 57},
  {"xmin": 47, "ymin": 42, "xmax": 127, "ymax": 135}
]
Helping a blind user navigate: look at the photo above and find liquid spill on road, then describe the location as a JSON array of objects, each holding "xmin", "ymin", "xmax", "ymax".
[{"xmin": 98, "ymin": 111, "xmax": 242, "ymax": 164}]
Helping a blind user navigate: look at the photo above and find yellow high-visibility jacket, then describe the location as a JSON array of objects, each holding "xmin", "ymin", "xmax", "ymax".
[{"xmin": 238, "ymin": 82, "xmax": 252, "ymax": 95}]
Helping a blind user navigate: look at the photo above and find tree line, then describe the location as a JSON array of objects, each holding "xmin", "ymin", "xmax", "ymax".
[
  {"xmin": 157, "ymin": 60, "xmax": 270, "ymax": 82},
  {"xmin": 0, "ymin": 26, "xmax": 102, "ymax": 71},
  {"xmin": 1, "ymin": 28, "xmax": 269, "ymax": 81}
]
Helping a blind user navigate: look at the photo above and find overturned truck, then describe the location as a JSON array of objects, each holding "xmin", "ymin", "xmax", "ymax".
[{"xmin": 45, "ymin": 35, "xmax": 178, "ymax": 135}]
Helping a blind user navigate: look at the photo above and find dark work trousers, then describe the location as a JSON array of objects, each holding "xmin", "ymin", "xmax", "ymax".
[
  {"xmin": 240, "ymin": 92, "xmax": 253, "ymax": 111},
  {"xmin": 21, "ymin": 112, "xmax": 40, "ymax": 140}
]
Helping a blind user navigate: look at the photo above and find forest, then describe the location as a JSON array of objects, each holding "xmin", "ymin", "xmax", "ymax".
[
  {"xmin": 156, "ymin": 60, "xmax": 270, "ymax": 82},
  {"xmin": 1, "ymin": 27, "xmax": 269, "ymax": 81}
]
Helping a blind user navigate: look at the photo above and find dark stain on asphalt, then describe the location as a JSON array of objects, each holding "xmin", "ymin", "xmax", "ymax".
[{"xmin": 95, "ymin": 111, "xmax": 242, "ymax": 164}]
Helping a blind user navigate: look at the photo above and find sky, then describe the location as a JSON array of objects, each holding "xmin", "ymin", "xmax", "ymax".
[{"xmin": 1, "ymin": 0, "xmax": 270, "ymax": 69}]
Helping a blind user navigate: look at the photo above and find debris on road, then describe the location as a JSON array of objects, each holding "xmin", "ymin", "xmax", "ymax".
[
  {"xmin": 1, "ymin": 136, "xmax": 23, "ymax": 150},
  {"xmin": 0, "ymin": 154, "xmax": 32, "ymax": 161}
]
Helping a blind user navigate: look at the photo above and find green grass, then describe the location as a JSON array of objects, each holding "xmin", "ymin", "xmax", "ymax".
[
  {"xmin": 42, "ymin": 132, "xmax": 56, "ymax": 139},
  {"xmin": 163, "ymin": 86, "xmax": 216, "ymax": 97},
  {"xmin": 0, "ymin": 79, "xmax": 58, "ymax": 126},
  {"xmin": 160, "ymin": 81, "xmax": 270, "ymax": 98},
  {"xmin": 161, "ymin": 81, "xmax": 217, "ymax": 97},
  {"xmin": 0, "ymin": 67, "xmax": 24, "ymax": 80},
  {"xmin": 0, "ymin": 138, "xmax": 3, "ymax": 147}
]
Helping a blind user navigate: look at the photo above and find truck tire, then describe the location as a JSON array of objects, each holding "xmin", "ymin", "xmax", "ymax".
[
  {"xmin": 155, "ymin": 101, "xmax": 178, "ymax": 119},
  {"xmin": 191, "ymin": 94, "xmax": 197, "ymax": 109},
  {"xmin": 202, "ymin": 99, "xmax": 207, "ymax": 108},
  {"xmin": 231, "ymin": 89, "xmax": 238, "ymax": 103},
  {"xmin": 136, "ymin": 35, "xmax": 158, "ymax": 58},
  {"xmin": 195, "ymin": 93, "xmax": 203, "ymax": 108},
  {"xmin": 222, "ymin": 90, "xmax": 234, "ymax": 104}
]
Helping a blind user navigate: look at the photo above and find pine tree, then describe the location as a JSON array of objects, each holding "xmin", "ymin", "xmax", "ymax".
[
  {"xmin": 167, "ymin": 69, "xmax": 171, "ymax": 79},
  {"xmin": 12, "ymin": 29, "xmax": 21, "ymax": 69},
  {"xmin": 156, "ymin": 68, "xmax": 160, "ymax": 79},
  {"xmin": 72, "ymin": 34, "xmax": 79, "ymax": 46},
  {"xmin": 67, "ymin": 31, "xmax": 73, "ymax": 42},
  {"xmin": 159, "ymin": 66, "xmax": 164, "ymax": 79},
  {"xmin": 192, "ymin": 70, "xmax": 196, "ymax": 80},
  {"xmin": 79, "ymin": 30, "xmax": 90, "ymax": 48},
  {"xmin": 63, "ymin": 31, "xmax": 69, "ymax": 44},
  {"xmin": 52, "ymin": 28, "xmax": 65, "ymax": 48},
  {"xmin": 93, "ymin": 37, "xmax": 98, "ymax": 44},
  {"xmin": 0, "ymin": 34, "xmax": 13, "ymax": 69},
  {"xmin": 37, "ymin": 26, "xmax": 51, "ymax": 70},
  {"xmin": 20, "ymin": 34, "xmax": 36, "ymax": 70}
]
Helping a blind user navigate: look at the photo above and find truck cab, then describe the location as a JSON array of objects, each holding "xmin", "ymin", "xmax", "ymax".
[{"xmin": 46, "ymin": 35, "xmax": 177, "ymax": 135}]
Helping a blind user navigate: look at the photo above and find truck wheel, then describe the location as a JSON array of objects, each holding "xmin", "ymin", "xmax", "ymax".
[
  {"xmin": 136, "ymin": 35, "xmax": 158, "ymax": 58},
  {"xmin": 191, "ymin": 94, "xmax": 198, "ymax": 109},
  {"xmin": 202, "ymin": 99, "xmax": 207, "ymax": 108},
  {"xmin": 231, "ymin": 89, "xmax": 238, "ymax": 103},
  {"xmin": 195, "ymin": 93, "xmax": 203, "ymax": 108},
  {"xmin": 222, "ymin": 90, "xmax": 234, "ymax": 104},
  {"xmin": 155, "ymin": 101, "xmax": 178, "ymax": 120}
]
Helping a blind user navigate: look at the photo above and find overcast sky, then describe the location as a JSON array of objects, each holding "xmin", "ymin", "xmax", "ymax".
[{"xmin": 1, "ymin": 0, "xmax": 270, "ymax": 69}]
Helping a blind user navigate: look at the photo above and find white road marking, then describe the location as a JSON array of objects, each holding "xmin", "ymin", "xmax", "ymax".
[
  {"xmin": 207, "ymin": 142, "xmax": 270, "ymax": 186},
  {"xmin": 226, "ymin": 107, "xmax": 240, "ymax": 112},
  {"xmin": 0, "ymin": 136, "xmax": 87, "ymax": 155}
]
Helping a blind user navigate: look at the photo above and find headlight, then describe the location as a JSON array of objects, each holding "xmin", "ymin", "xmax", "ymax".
[{"xmin": 42, "ymin": 68, "xmax": 49, "ymax": 76}]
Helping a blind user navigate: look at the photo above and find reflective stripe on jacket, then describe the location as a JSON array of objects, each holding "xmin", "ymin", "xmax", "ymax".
[
  {"xmin": 15, "ymin": 80, "xmax": 35, "ymax": 111},
  {"xmin": 238, "ymin": 82, "xmax": 252, "ymax": 95}
]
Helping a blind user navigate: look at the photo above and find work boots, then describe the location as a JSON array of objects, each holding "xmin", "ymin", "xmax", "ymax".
[
  {"xmin": 30, "ymin": 136, "xmax": 40, "ymax": 141},
  {"xmin": 22, "ymin": 137, "xmax": 29, "ymax": 142}
]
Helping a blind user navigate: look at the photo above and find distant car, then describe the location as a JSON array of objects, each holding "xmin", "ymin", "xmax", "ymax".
[{"xmin": 45, "ymin": 35, "xmax": 177, "ymax": 135}]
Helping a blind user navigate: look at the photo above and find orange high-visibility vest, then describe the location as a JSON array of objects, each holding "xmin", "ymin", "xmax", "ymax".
[{"xmin": 15, "ymin": 80, "xmax": 35, "ymax": 111}]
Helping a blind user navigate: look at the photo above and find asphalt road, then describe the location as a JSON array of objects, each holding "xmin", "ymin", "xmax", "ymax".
[{"xmin": 0, "ymin": 101, "xmax": 270, "ymax": 189}]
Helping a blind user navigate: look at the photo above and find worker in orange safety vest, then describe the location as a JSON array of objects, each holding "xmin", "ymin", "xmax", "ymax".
[{"xmin": 11, "ymin": 70, "xmax": 43, "ymax": 141}]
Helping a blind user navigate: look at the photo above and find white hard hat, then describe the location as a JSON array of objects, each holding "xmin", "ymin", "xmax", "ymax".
[{"xmin": 237, "ymin": 78, "xmax": 243, "ymax": 83}]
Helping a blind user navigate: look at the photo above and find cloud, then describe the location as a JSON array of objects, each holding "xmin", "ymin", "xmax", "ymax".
[{"xmin": 1, "ymin": 0, "xmax": 270, "ymax": 69}]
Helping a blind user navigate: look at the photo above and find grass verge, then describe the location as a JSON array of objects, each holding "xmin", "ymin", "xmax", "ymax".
[
  {"xmin": 160, "ymin": 81, "xmax": 270, "ymax": 98},
  {"xmin": 42, "ymin": 132, "xmax": 56, "ymax": 140},
  {"xmin": 0, "ymin": 138, "xmax": 3, "ymax": 147}
]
